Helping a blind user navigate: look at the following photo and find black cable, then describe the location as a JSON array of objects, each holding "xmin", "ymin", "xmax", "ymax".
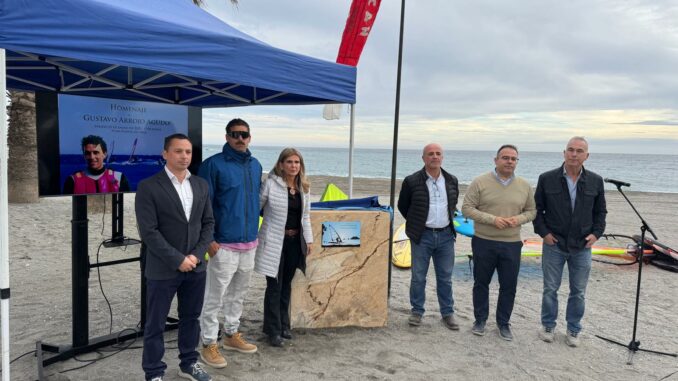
[
  {"xmin": 0, "ymin": 349, "xmax": 37, "ymax": 373},
  {"xmin": 38, "ymin": 323, "xmax": 178, "ymax": 378},
  {"xmin": 659, "ymin": 369, "xmax": 678, "ymax": 381},
  {"xmin": 95, "ymin": 241, "xmax": 114, "ymax": 335},
  {"xmin": 10, "ymin": 349, "xmax": 36, "ymax": 364},
  {"xmin": 593, "ymin": 258, "xmax": 638, "ymax": 266},
  {"xmin": 100, "ymin": 193, "xmax": 107, "ymax": 236},
  {"xmin": 44, "ymin": 329, "xmax": 142, "ymax": 378}
]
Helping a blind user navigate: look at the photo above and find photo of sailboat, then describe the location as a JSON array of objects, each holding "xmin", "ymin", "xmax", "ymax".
[{"xmin": 321, "ymin": 221, "xmax": 361, "ymax": 247}]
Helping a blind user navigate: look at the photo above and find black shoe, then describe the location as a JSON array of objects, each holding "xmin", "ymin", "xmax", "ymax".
[
  {"xmin": 268, "ymin": 335, "xmax": 284, "ymax": 347},
  {"xmin": 281, "ymin": 329, "xmax": 293, "ymax": 340},
  {"xmin": 498, "ymin": 324, "xmax": 513, "ymax": 341},
  {"xmin": 471, "ymin": 321, "xmax": 486, "ymax": 336}
]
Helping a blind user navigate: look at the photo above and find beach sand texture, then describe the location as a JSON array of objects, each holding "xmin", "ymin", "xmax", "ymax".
[{"xmin": 4, "ymin": 175, "xmax": 678, "ymax": 380}]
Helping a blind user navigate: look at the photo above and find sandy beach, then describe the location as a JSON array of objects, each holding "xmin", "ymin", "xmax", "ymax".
[{"xmin": 4, "ymin": 175, "xmax": 678, "ymax": 380}]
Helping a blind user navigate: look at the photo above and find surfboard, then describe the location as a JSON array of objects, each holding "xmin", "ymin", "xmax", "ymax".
[
  {"xmin": 453, "ymin": 211, "xmax": 474, "ymax": 237},
  {"xmin": 521, "ymin": 237, "xmax": 649, "ymax": 259},
  {"xmin": 391, "ymin": 213, "xmax": 472, "ymax": 268},
  {"xmin": 392, "ymin": 222, "xmax": 412, "ymax": 268},
  {"xmin": 634, "ymin": 235, "xmax": 678, "ymax": 272}
]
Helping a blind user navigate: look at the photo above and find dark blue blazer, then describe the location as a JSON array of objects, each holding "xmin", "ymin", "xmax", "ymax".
[{"xmin": 135, "ymin": 169, "xmax": 215, "ymax": 280}]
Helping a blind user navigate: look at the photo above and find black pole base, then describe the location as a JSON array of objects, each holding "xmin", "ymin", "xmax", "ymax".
[
  {"xmin": 596, "ymin": 334, "xmax": 677, "ymax": 365},
  {"xmin": 595, "ymin": 185, "xmax": 677, "ymax": 365},
  {"xmin": 38, "ymin": 329, "xmax": 144, "ymax": 368},
  {"xmin": 37, "ymin": 318, "xmax": 179, "ymax": 370}
]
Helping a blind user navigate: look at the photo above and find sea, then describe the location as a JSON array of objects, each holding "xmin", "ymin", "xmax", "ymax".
[{"xmin": 203, "ymin": 145, "xmax": 678, "ymax": 194}]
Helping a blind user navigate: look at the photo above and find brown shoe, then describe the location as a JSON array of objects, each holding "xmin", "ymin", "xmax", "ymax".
[
  {"xmin": 222, "ymin": 332, "xmax": 258, "ymax": 354},
  {"xmin": 442, "ymin": 314, "xmax": 460, "ymax": 331},
  {"xmin": 200, "ymin": 343, "xmax": 227, "ymax": 369}
]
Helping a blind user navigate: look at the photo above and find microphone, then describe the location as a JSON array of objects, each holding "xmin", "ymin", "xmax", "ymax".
[{"xmin": 604, "ymin": 178, "xmax": 631, "ymax": 187}]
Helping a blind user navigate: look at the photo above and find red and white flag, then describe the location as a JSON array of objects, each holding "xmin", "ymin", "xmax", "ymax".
[
  {"xmin": 336, "ymin": 0, "xmax": 382, "ymax": 66},
  {"xmin": 324, "ymin": 0, "xmax": 382, "ymax": 119}
]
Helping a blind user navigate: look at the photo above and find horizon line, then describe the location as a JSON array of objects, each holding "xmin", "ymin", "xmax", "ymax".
[{"xmin": 202, "ymin": 144, "xmax": 678, "ymax": 156}]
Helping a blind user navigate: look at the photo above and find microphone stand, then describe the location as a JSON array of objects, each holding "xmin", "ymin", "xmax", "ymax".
[{"xmin": 595, "ymin": 183, "xmax": 677, "ymax": 364}]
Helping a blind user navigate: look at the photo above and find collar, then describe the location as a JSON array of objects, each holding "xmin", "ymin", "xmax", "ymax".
[
  {"xmin": 493, "ymin": 169, "xmax": 515, "ymax": 182},
  {"xmin": 164, "ymin": 165, "xmax": 191, "ymax": 182},
  {"xmin": 223, "ymin": 142, "xmax": 252, "ymax": 162},
  {"xmin": 562, "ymin": 164, "xmax": 585, "ymax": 178},
  {"xmin": 421, "ymin": 166, "xmax": 447, "ymax": 180},
  {"xmin": 426, "ymin": 171, "xmax": 442, "ymax": 181}
]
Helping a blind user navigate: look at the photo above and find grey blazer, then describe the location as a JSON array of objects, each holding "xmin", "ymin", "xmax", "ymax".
[{"xmin": 135, "ymin": 170, "xmax": 215, "ymax": 280}]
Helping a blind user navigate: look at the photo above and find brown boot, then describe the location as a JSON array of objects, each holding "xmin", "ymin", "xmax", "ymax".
[
  {"xmin": 200, "ymin": 343, "xmax": 227, "ymax": 369},
  {"xmin": 222, "ymin": 332, "xmax": 258, "ymax": 354}
]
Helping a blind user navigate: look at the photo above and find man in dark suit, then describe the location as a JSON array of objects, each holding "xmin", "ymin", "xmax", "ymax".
[{"xmin": 136, "ymin": 133, "xmax": 215, "ymax": 381}]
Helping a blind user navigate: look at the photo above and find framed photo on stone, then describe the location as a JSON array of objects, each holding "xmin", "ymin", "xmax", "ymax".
[{"xmin": 321, "ymin": 221, "xmax": 361, "ymax": 247}]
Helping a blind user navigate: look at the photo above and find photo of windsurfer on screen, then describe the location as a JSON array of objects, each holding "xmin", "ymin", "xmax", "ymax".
[{"xmin": 62, "ymin": 135, "xmax": 130, "ymax": 194}]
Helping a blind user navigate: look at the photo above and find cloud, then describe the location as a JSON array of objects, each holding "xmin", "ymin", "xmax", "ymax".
[{"xmin": 202, "ymin": 0, "xmax": 678, "ymax": 154}]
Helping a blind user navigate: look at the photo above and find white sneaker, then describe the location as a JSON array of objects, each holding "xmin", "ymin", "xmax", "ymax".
[
  {"xmin": 539, "ymin": 326, "xmax": 555, "ymax": 343},
  {"xmin": 566, "ymin": 330, "xmax": 580, "ymax": 347}
]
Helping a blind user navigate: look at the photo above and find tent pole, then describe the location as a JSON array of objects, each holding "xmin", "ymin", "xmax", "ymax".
[
  {"xmin": 388, "ymin": 0, "xmax": 406, "ymax": 298},
  {"xmin": 0, "ymin": 47, "xmax": 12, "ymax": 381},
  {"xmin": 348, "ymin": 103, "xmax": 355, "ymax": 198}
]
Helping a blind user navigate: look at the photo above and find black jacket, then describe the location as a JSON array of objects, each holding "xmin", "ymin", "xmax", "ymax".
[
  {"xmin": 533, "ymin": 164, "xmax": 607, "ymax": 253},
  {"xmin": 135, "ymin": 170, "xmax": 215, "ymax": 280},
  {"xmin": 398, "ymin": 167, "xmax": 459, "ymax": 244}
]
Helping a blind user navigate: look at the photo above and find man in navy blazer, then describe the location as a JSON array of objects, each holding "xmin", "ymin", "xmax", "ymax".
[{"xmin": 136, "ymin": 133, "xmax": 215, "ymax": 381}]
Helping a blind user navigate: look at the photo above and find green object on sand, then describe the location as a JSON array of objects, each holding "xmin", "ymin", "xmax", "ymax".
[{"xmin": 320, "ymin": 183, "xmax": 349, "ymax": 202}]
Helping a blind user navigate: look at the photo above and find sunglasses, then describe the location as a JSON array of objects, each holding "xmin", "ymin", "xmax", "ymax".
[{"xmin": 227, "ymin": 130, "xmax": 250, "ymax": 139}]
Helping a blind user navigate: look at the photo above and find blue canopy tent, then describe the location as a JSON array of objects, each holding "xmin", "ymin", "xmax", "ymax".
[
  {"xmin": 0, "ymin": 0, "xmax": 356, "ymax": 378},
  {"xmin": 0, "ymin": 0, "xmax": 355, "ymax": 106}
]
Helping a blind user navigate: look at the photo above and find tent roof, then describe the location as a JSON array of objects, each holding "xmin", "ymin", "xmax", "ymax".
[{"xmin": 0, "ymin": 0, "xmax": 356, "ymax": 107}]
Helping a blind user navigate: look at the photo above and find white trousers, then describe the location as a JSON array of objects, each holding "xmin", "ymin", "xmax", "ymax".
[{"xmin": 200, "ymin": 247, "xmax": 255, "ymax": 344}]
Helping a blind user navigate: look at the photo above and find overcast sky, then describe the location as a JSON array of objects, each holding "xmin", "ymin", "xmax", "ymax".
[{"xmin": 201, "ymin": 0, "xmax": 678, "ymax": 154}]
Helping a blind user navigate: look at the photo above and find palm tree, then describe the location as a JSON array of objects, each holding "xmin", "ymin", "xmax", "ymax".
[{"xmin": 7, "ymin": 0, "xmax": 238, "ymax": 203}]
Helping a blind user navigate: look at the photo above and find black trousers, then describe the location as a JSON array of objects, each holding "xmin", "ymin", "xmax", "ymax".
[
  {"xmin": 142, "ymin": 270, "xmax": 206, "ymax": 380},
  {"xmin": 263, "ymin": 235, "xmax": 302, "ymax": 337},
  {"xmin": 471, "ymin": 236, "xmax": 523, "ymax": 326}
]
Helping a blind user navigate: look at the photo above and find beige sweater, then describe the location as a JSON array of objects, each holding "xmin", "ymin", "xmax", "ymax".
[{"xmin": 461, "ymin": 172, "xmax": 536, "ymax": 242}]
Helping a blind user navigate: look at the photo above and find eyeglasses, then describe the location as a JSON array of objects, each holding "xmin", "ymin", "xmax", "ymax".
[
  {"xmin": 432, "ymin": 181, "xmax": 441, "ymax": 198},
  {"xmin": 500, "ymin": 156, "xmax": 519, "ymax": 162},
  {"xmin": 227, "ymin": 130, "xmax": 250, "ymax": 139}
]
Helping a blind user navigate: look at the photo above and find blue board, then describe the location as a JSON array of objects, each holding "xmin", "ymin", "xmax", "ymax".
[{"xmin": 453, "ymin": 211, "xmax": 474, "ymax": 237}]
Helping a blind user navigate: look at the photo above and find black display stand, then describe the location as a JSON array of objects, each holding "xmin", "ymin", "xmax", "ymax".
[
  {"xmin": 36, "ymin": 194, "xmax": 177, "ymax": 375},
  {"xmin": 595, "ymin": 183, "xmax": 677, "ymax": 364}
]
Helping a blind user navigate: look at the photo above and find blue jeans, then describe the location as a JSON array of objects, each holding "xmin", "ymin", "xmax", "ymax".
[
  {"xmin": 541, "ymin": 243, "xmax": 592, "ymax": 334},
  {"xmin": 471, "ymin": 236, "xmax": 522, "ymax": 326},
  {"xmin": 410, "ymin": 227, "xmax": 455, "ymax": 317}
]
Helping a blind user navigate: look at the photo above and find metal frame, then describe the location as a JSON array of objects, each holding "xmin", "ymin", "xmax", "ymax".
[{"xmin": 6, "ymin": 51, "xmax": 294, "ymax": 107}]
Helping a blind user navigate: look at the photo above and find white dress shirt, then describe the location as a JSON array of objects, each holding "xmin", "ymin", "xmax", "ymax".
[
  {"xmin": 164, "ymin": 166, "xmax": 193, "ymax": 221},
  {"xmin": 425, "ymin": 172, "xmax": 450, "ymax": 228}
]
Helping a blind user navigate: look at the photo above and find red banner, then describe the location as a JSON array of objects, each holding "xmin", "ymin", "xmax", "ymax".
[{"xmin": 336, "ymin": 0, "xmax": 382, "ymax": 66}]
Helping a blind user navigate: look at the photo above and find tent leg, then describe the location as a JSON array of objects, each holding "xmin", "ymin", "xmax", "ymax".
[
  {"xmin": 0, "ymin": 47, "xmax": 12, "ymax": 381},
  {"xmin": 348, "ymin": 103, "xmax": 355, "ymax": 198}
]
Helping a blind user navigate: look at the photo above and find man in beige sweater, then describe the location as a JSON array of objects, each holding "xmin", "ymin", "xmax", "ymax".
[{"xmin": 461, "ymin": 144, "xmax": 536, "ymax": 341}]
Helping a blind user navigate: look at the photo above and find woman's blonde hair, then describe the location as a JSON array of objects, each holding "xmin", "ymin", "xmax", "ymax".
[{"xmin": 272, "ymin": 147, "xmax": 310, "ymax": 193}]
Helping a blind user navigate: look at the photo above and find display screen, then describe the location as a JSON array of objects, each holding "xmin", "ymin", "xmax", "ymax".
[{"xmin": 36, "ymin": 93, "xmax": 202, "ymax": 196}]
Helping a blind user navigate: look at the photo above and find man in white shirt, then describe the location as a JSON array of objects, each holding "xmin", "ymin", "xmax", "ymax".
[
  {"xmin": 136, "ymin": 134, "xmax": 214, "ymax": 381},
  {"xmin": 397, "ymin": 143, "xmax": 460, "ymax": 330}
]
